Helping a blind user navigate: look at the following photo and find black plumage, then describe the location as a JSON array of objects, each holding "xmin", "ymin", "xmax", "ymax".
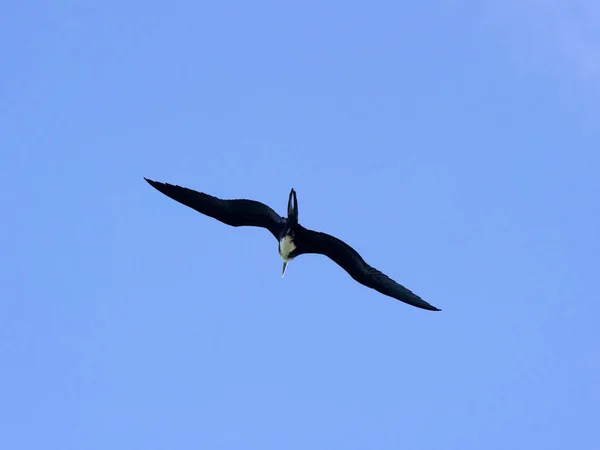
[{"xmin": 145, "ymin": 178, "xmax": 440, "ymax": 311}]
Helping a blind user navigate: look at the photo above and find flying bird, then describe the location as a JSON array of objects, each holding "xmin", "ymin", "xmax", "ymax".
[{"xmin": 144, "ymin": 178, "xmax": 440, "ymax": 311}]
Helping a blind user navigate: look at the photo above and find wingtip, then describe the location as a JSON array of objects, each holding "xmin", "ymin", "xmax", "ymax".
[
  {"xmin": 420, "ymin": 300, "xmax": 441, "ymax": 311},
  {"xmin": 144, "ymin": 178, "xmax": 167, "ymax": 193},
  {"xmin": 421, "ymin": 303, "xmax": 441, "ymax": 312}
]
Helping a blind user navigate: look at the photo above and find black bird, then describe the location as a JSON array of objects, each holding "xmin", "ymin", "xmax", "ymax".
[{"xmin": 144, "ymin": 178, "xmax": 440, "ymax": 311}]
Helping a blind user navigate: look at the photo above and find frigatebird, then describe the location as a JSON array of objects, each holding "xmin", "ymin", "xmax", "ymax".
[{"xmin": 144, "ymin": 178, "xmax": 440, "ymax": 311}]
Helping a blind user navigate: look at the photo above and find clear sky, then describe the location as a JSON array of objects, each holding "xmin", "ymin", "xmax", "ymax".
[{"xmin": 2, "ymin": 1, "xmax": 599, "ymax": 449}]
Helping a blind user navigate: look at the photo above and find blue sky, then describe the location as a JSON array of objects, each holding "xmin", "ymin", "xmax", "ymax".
[{"xmin": 2, "ymin": 1, "xmax": 599, "ymax": 449}]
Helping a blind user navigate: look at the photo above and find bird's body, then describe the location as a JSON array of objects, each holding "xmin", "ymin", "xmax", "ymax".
[
  {"xmin": 278, "ymin": 234, "xmax": 297, "ymax": 262},
  {"xmin": 144, "ymin": 178, "xmax": 440, "ymax": 311}
]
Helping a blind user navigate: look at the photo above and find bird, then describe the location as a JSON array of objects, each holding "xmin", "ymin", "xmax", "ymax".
[{"xmin": 144, "ymin": 178, "xmax": 440, "ymax": 311}]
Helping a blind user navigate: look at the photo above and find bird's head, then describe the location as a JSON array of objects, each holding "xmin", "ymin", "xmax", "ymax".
[{"xmin": 279, "ymin": 231, "xmax": 297, "ymax": 278}]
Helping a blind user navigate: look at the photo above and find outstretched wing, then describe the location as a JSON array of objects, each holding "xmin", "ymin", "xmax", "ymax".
[
  {"xmin": 145, "ymin": 178, "xmax": 286, "ymax": 240},
  {"xmin": 296, "ymin": 227, "xmax": 440, "ymax": 311}
]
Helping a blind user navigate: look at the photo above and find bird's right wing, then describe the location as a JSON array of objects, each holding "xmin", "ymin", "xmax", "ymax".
[
  {"xmin": 296, "ymin": 228, "xmax": 440, "ymax": 311},
  {"xmin": 145, "ymin": 178, "xmax": 286, "ymax": 240}
]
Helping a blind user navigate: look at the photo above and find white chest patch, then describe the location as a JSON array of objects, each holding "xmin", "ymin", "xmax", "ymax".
[{"xmin": 279, "ymin": 235, "xmax": 297, "ymax": 261}]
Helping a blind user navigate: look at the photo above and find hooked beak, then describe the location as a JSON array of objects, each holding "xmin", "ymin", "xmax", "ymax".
[{"xmin": 282, "ymin": 261, "xmax": 289, "ymax": 278}]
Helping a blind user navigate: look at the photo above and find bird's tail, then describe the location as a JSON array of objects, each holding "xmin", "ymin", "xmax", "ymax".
[{"xmin": 287, "ymin": 188, "xmax": 298, "ymax": 225}]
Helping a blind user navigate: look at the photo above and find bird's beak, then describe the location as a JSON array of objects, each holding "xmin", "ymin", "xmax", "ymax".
[{"xmin": 282, "ymin": 261, "xmax": 289, "ymax": 278}]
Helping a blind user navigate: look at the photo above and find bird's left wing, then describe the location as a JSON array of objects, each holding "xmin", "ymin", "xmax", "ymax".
[
  {"xmin": 296, "ymin": 227, "xmax": 440, "ymax": 311},
  {"xmin": 145, "ymin": 178, "xmax": 286, "ymax": 240}
]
